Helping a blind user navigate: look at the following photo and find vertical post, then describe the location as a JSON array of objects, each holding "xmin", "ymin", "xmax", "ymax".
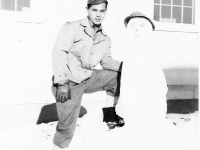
[
  {"xmin": 170, "ymin": 0, "xmax": 172, "ymax": 23},
  {"xmin": 15, "ymin": 0, "xmax": 17, "ymax": 11},
  {"xmin": 181, "ymin": 0, "xmax": 183, "ymax": 23},
  {"xmin": 159, "ymin": 0, "xmax": 161, "ymax": 22},
  {"xmin": 192, "ymin": 0, "xmax": 194, "ymax": 24}
]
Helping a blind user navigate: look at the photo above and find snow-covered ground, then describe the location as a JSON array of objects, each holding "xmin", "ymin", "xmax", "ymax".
[{"xmin": 1, "ymin": 108, "xmax": 199, "ymax": 150}]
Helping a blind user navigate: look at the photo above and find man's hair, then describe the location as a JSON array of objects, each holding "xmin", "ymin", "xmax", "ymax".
[{"xmin": 87, "ymin": 1, "xmax": 108, "ymax": 9}]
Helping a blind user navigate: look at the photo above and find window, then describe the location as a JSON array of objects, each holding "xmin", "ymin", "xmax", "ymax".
[
  {"xmin": 1, "ymin": 0, "xmax": 30, "ymax": 12},
  {"xmin": 0, "ymin": 0, "xmax": 42, "ymax": 24},
  {"xmin": 154, "ymin": 0, "xmax": 195, "ymax": 24}
]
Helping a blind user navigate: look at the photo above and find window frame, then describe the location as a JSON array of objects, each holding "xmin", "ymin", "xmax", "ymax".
[{"xmin": 153, "ymin": 0, "xmax": 199, "ymax": 33}]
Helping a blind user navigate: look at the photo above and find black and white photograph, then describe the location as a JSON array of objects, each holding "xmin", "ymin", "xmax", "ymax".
[{"xmin": 0, "ymin": 0, "xmax": 199, "ymax": 149}]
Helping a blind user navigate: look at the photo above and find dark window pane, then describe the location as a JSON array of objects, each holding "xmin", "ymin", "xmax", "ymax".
[
  {"xmin": 162, "ymin": 0, "xmax": 171, "ymax": 4},
  {"xmin": 173, "ymin": 0, "xmax": 182, "ymax": 6},
  {"xmin": 173, "ymin": 6, "xmax": 182, "ymax": 23},
  {"xmin": 184, "ymin": 0, "xmax": 192, "ymax": 6},
  {"xmin": 183, "ymin": 7, "xmax": 192, "ymax": 24},
  {"xmin": 161, "ymin": 6, "xmax": 171, "ymax": 18},
  {"xmin": 17, "ymin": 0, "xmax": 30, "ymax": 11},
  {"xmin": 154, "ymin": 0, "xmax": 160, "ymax": 4},
  {"xmin": 154, "ymin": 5, "xmax": 160, "ymax": 21},
  {"xmin": 1, "ymin": 0, "xmax": 15, "ymax": 11}
]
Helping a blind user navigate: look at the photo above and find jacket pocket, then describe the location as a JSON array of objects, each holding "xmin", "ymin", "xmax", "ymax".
[{"xmin": 71, "ymin": 39, "xmax": 84, "ymax": 57}]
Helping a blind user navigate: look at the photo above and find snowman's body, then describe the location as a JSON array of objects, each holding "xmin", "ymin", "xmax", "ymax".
[
  {"xmin": 121, "ymin": 17, "xmax": 168, "ymax": 127},
  {"xmin": 122, "ymin": 55, "xmax": 168, "ymax": 128},
  {"xmin": 119, "ymin": 17, "xmax": 181, "ymax": 149}
]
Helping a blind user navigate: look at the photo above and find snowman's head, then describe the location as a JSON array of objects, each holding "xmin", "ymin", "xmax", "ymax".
[
  {"xmin": 123, "ymin": 12, "xmax": 159, "ymax": 59},
  {"xmin": 124, "ymin": 12, "xmax": 155, "ymax": 40}
]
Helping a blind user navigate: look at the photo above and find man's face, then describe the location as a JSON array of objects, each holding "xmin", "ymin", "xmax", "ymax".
[
  {"xmin": 86, "ymin": 3, "xmax": 107, "ymax": 25},
  {"xmin": 127, "ymin": 18, "xmax": 153, "ymax": 40}
]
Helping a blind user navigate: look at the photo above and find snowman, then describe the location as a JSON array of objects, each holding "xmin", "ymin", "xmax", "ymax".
[
  {"xmin": 114, "ymin": 12, "xmax": 190, "ymax": 150},
  {"xmin": 121, "ymin": 12, "xmax": 169, "ymax": 129}
]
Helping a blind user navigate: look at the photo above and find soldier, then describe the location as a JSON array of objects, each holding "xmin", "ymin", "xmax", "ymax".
[{"xmin": 52, "ymin": 0, "xmax": 124, "ymax": 149}]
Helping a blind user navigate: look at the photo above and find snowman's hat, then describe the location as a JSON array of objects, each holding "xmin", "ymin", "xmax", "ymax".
[{"xmin": 124, "ymin": 12, "xmax": 155, "ymax": 30}]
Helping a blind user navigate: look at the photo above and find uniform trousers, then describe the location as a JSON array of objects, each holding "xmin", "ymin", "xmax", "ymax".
[{"xmin": 52, "ymin": 69, "xmax": 121, "ymax": 148}]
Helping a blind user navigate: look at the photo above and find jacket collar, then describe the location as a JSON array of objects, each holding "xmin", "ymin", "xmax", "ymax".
[
  {"xmin": 80, "ymin": 17, "xmax": 107, "ymax": 40},
  {"xmin": 87, "ymin": 16, "xmax": 102, "ymax": 31}
]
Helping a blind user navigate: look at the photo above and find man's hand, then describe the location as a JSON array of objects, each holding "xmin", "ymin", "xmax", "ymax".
[{"xmin": 56, "ymin": 85, "xmax": 71, "ymax": 103}]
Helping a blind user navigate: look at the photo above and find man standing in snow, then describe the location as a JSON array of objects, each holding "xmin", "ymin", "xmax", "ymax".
[{"xmin": 52, "ymin": 0, "xmax": 124, "ymax": 149}]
